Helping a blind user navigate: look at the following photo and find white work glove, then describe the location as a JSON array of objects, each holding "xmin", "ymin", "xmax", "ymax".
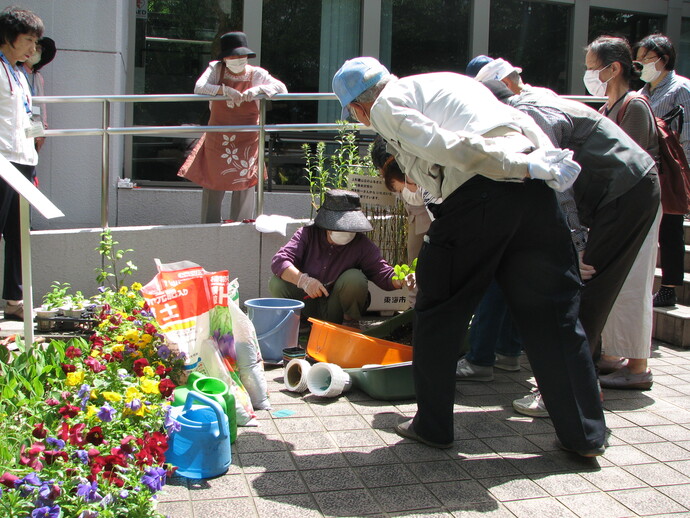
[
  {"xmin": 221, "ymin": 85, "xmax": 243, "ymax": 108},
  {"xmin": 241, "ymin": 86, "xmax": 265, "ymax": 103},
  {"xmin": 527, "ymin": 148, "xmax": 581, "ymax": 192},
  {"xmin": 297, "ymin": 273, "xmax": 329, "ymax": 299}
]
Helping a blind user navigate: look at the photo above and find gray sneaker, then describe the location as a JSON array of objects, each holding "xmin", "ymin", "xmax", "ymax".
[
  {"xmin": 599, "ymin": 367, "xmax": 653, "ymax": 390},
  {"xmin": 494, "ymin": 353, "xmax": 520, "ymax": 372},
  {"xmin": 512, "ymin": 390, "xmax": 549, "ymax": 417},
  {"xmin": 456, "ymin": 358, "xmax": 494, "ymax": 381}
]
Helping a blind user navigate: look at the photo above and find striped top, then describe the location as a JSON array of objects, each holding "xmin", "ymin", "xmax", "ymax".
[{"xmin": 641, "ymin": 70, "xmax": 690, "ymax": 161}]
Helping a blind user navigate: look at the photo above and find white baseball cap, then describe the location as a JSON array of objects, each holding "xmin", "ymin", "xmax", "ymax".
[{"xmin": 474, "ymin": 58, "xmax": 522, "ymax": 82}]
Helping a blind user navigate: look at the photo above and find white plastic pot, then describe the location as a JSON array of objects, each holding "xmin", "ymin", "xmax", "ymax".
[
  {"xmin": 306, "ymin": 362, "xmax": 353, "ymax": 398},
  {"xmin": 284, "ymin": 359, "xmax": 311, "ymax": 393}
]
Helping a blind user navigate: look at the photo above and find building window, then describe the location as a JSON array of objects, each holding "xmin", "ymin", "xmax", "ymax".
[
  {"xmin": 588, "ymin": 8, "xmax": 664, "ymax": 49},
  {"xmin": 132, "ymin": 0, "xmax": 243, "ymax": 185},
  {"xmin": 677, "ymin": 18, "xmax": 690, "ymax": 78},
  {"xmin": 489, "ymin": 0, "xmax": 571, "ymax": 94},
  {"xmin": 380, "ymin": 0, "xmax": 470, "ymax": 77}
]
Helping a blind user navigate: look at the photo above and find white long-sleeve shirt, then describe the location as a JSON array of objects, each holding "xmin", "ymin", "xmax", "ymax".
[
  {"xmin": 369, "ymin": 73, "xmax": 554, "ymax": 199},
  {"xmin": 194, "ymin": 61, "xmax": 287, "ymax": 99},
  {"xmin": 0, "ymin": 59, "xmax": 37, "ymax": 165}
]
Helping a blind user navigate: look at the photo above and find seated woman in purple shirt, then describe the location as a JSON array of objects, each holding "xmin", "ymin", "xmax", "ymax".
[{"xmin": 269, "ymin": 190, "xmax": 412, "ymax": 326}]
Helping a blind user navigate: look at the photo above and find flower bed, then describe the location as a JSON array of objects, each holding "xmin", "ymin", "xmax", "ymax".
[{"xmin": 0, "ymin": 283, "xmax": 186, "ymax": 517}]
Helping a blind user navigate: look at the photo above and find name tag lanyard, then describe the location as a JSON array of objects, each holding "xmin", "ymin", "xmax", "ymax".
[{"xmin": 0, "ymin": 51, "xmax": 32, "ymax": 116}]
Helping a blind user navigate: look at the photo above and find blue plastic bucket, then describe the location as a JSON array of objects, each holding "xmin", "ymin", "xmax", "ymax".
[{"xmin": 245, "ymin": 298, "xmax": 305, "ymax": 363}]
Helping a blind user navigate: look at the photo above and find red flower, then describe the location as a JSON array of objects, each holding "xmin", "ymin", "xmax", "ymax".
[
  {"xmin": 32, "ymin": 423, "xmax": 48, "ymax": 439},
  {"xmin": 86, "ymin": 426, "xmax": 105, "ymax": 446},
  {"xmin": 89, "ymin": 335, "xmax": 105, "ymax": 347},
  {"xmin": 144, "ymin": 323, "xmax": 157, "ymax": 335},
  {"xmin": 57, "ymin": 422, "xmax": 69, "ymax": 442},
  {"xmin": 43, "ymin": 450, "xmax": 68, "ymax": 465},
  {"xmin": 84, "ymin": 356, "xmax": 107, "ymax": 373},
  {"xmin": 65, "ymin": 345, "xmax": 83, "ymax": 358},
  {"xmin": 60, "ymin": 363, "xmax": 76, "ymax": 374},
  {"xmin": 19, "ymin": 442, "xmax": 45, "ymax": 470},
  {"xmin": 158, "ymin": 378, "xmax": 176, "ymax": 398},
  {"xmin": 0, "ymin": 472, "xmax": 19, "ymax": 488},
  {"xmin": 58, "ymin": 404, "xmax": 81, "ymax": 419},
  {"xmin": 45, "ymin": 398, "xmax": 60, "ymax": 406},
  {"xmin": 133, "ymin": 358, "xmax": 149, "ymax": 377},
  {"xmin": 68, "ymin": 423, "xmax": 87, "ymax": 447},
  {"xmin": 111, "ymin": 349, "xmax": 123, "ymax": 361},
  {"xmin": 155, "ymin": 364, "xmax": 172, "ymax": 378},
  {"xmin": 101, "ymin": 470, "xmax": 125, "ymax": 487},
  {"xmin": 126, "ymin": 315, "xmax": 136, "ymax": 322},
  {"xmin": 119, "ymin": 435, "xmax": 139, "ymax": 455}
]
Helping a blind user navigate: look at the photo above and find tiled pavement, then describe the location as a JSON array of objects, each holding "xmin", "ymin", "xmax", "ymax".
[{"xmin": 157, "ymin": 340, "xmax": 690, "ymax": 518}]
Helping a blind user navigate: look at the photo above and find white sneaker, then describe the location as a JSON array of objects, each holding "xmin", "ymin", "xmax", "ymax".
[
  {"xmin": 512, "ymin": 390, "xmax": 549, "ymax": 417},
  {"xmin": 494, "ymin": 353, "xmax": 521, "ymax": 372},
  {"xmin": 456, "ymin": 357, "xmax": 494, "ymax": 381}
]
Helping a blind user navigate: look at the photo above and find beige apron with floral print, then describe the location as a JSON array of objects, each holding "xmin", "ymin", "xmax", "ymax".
[{"xmin": 178, "ymin": 65, "xmax": 259, "ymax": 191}]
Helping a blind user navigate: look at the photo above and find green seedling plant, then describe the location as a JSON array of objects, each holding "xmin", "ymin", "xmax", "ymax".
[
  {"xmin": 41, "ymin": 281, "xmax": 71, "ymax": 310},
  {"xmin": 95, "ymin": 228, "xmax": 138, "ymax": 289},
  {"xmin": 392, "ymin": 258, "xmax": 417, "ymax": 281}
]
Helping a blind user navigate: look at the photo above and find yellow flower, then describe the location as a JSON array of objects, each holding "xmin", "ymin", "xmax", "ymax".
[
  {"xmin": 131, "ymin": 282, "xmax": 143, "ymax": 291},
  {"xmin": 140, "ymin": 378, "xmax": 160, "ymax": 395},
  {"xmin": 142, "ymin": 366, "xmax": 155, "ymax": 377},
  {"xmin": 119, "ymin": 286, "xmax": 128, "ymax": 295},
  {"xmin": 125, "ymin": 386, "xmax": 142, "ymax": 401},
  {"xmin": 87, "ymin": 405, "xmax": 98, "ymax": 418},
  {"xmin": 66, "ymin": 371, "xmax": 85, "ymax": 386},
  {"xmin": 140, "ymin": 333, "xmax": 153, "ymax": 345},
  {"xmin": 124, "ymin": 329, "xmax": 139, "ymax": 342},
  {"xmin": 115, "ymin": 335, "xmax": 124, "ymax": 343},
  {"xmin": 90, "ymin": 389, "xmax": 98, "ymax": 400},
  {"xmin": 102, "ymin": 391, "xmax": 123, "ymax": 403},
  {"xmin": 90, "ymin": 349, "xmax": 101, "ymax": 358},
  {"xmin": 111, "ymin": 345, "xmax": 125, "ymax": 353}
]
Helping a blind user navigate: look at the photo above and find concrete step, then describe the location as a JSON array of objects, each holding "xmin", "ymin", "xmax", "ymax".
[{"xmin": 653, "ymin": 304, "xmax": 690, "ymax": 348}]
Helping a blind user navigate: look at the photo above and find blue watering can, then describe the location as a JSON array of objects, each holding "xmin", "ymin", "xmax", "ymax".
[{"xmin": 166, "ymin": 391, "xmax": 231, "ymax": 479}]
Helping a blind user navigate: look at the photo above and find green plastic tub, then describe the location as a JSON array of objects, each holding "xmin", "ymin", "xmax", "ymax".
[{"xmin": 344, "ymin": 361, "xmax": 415, "ymax": 401}]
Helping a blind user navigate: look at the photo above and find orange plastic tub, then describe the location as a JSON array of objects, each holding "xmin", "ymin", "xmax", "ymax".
[{"xmin": 306, "ymin": 318, "xmax": 413, "ymax": 368}]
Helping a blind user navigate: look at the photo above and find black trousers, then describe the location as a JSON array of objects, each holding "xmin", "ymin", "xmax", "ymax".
[
  {"xmin": 0, "ymin": 162, "xmax": 35, "ymax": 300},
  {"xmin": 580, "ymin": 173, "xmax": 660, "ymax": 359},
  {"xmin": 657, "ymin": 213, "xmax": 685, "ymax": 286},
  {"xmin": 412, "ymin": 176, "xmax": 606, "ymax": 451}
]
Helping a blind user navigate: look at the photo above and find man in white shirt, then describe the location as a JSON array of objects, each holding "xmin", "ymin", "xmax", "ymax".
[{"xmin": 333, "ymin": 57, "xmax": 606, "ymax": 457}]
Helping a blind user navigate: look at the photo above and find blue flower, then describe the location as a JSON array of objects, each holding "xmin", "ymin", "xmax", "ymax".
[
  {"xmin": 77, "ymin": 384, "xmax": 91, "ymax": 399},
  {"xmin": 21, "ymin": 473, "xmax": 42, "ymax": 486},
  {"xmin": 46, "ymin": 437, "xmax": 65, "ymax": 449},
  {"xmin": 73, "ymin": 449, "xmax": 89, "ymax": 465},
  {"xmin": 31, "ymin": 505, "xmax": 60, "ymax": 518},
  {"xmin": 141, "ymin": 466, "xmax": 166, "ymax": 493},
  {"xmin": 127, "ymin": 399, "xmax": 142, "ymax": 412},
  {"xmin": 97, "ymin": 402, "xmax": 116, "ymax": 422},
  {"xmin": 76, "ymin": 480, "xmax": 102, "ymax": 503},
  {"xmin": 156, "ymin": 344, "xmax": 171, "ymax": 360}
]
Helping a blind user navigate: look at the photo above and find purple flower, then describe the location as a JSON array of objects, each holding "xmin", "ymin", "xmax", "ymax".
[
  {"xmin": 214, "ymin": 331, "xmax": 236, "ymax": 359},
  {"xmin": 46, "ymin": 437, "xmax": 65, "ymax": 450},
  {"xmin": 31, "ymin": 506, "xmax": 60, "ymax": 518},
  {"xmin": 76, "ymin": 480, "xmax": 102, "ymax": 503},
  {"xmin": 73, "ymin": 450, "xmax": 89, "ymax": 465},
  {"xmin": 163, "ymin": 406, "xmax": 181, "ymax": 434},
  {"xmin": 77, "ymin": 384, "xmax": 91, "ymax": 399},
  {"xmin": 141, "ymin": 466, "xmax": 166, "ymax": 493},
  {"xmin": 156, "ymin": 344, "xmax": 171, "ymax": 360},
  {"xmin": 96, "ymin": 403, "xmax": 116, "ymax": 422},
  {"xmin": 119, "ymin": 489, "xmax": 129, "ymax": 499},
  {"xmin": 78, "ymin": 511, "xmax": 99, "ymax": 518},
  {"xmin": 20, "ymin": 473, "xmax": 41, "ymax": 486},
  {"xmin": 127, "ymin": 399, "xmax": 142, "ymax": 412}
]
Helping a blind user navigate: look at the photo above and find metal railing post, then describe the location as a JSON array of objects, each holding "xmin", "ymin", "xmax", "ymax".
[
  {"xmin": 257, "ymin": 98, "xmax": 266, "ymax": 216},
  {"xmin": 101, "ymin": 99, "xmax": 110, "ymax": 228}
]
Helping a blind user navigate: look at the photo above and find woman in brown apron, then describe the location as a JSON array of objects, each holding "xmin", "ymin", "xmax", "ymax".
[{"xmin": 178, "ymin": 32, "xmax": 287, "ymax": 223}]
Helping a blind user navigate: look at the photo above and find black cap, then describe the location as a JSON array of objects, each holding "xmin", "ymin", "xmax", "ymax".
[{"xmin": 217, "ymin": 32, "xmax": 256, "ymax": 60}]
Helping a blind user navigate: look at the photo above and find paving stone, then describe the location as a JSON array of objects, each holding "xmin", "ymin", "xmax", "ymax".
[
  {"xmin": 300, "ymin": 467, "xmax": 365, "ymax": 492},
  {"xmin": 191, "ymin": 496, "xmax": 258, "ymax": 517},
  {"xmin": 481, "ymin": 476, "xmax": 550, "ymax": 501},
  {"xmin": 622, "ymin": 461, "xmax": 690, "ymax": 486},
  {"xmin": 646, "ymin": 424, "xmax": 690, "ymax": 441},
  {"xmin": 342, "ymin": 444, "xmax": 402, "ymax": 466},
  {"xmin": 354, "ymin": 463, "xmax": 417, "ymax": 488},
  {"xmin": 306, "ymin": 399, "xmax": 357, "ymax": 416},
  {"xmin": 611, "ymin": 426, "xmax": 668, "ymax": 444},
  {"xmin": 290, "ymin": 448, "xmax": 349, "ymax": 470},
  {"xmin": 313, "ymin": 488, "xmax": 382, "ymax": 516},
  {"xmin": 608, "ymin": 488, "xmax": 688, "ymax": 515},
  {"xmin": 157, "ymin": 500, "xmax": 194, "ymax": 518},
  {"xmin": 449, "ymin": 501, "xmax": 519, "ymax": 517},
  {"xmin": 245, "ymin": 470, "xmax": 308, "ymax": 496},
  {"xmin": 187, "ymin": 474, "xmax": 252, "ymax": 500},
  {"xmin": 370, "ymin": 483, "xmax": 442, "ymax": 512},
  {"xmin": 273, "ymin": 416, "xmax": 326, "ymax": 434},
  {"xmin": 667, "ymin": 460, "xmax": 690, "ymax": 477},
  {"xmin": 657, "ymin": 483, "xmax": 690, "ymax": 507},
  {"xmin": 253, "ymin": 493, "xmax": 323, "ymax": 518},
  {"xmin": 407, "ymin": 460, "xmax": 472, "ymax": 483},
  {"xmin": 557, "ymin": 492, "xmax": 637, "ymax": 518},
  {"xmin": 280, "ymin": 432, "xmax": 336, "ymax": 450},
  {"xmin": 615, "ymin": 411, "xmax": 673, "ymax": 427},
  {"xmin": 600, "ymin": 444, "xmax": 659, "ymax": 465},
  {"xmin": 580, "ymin": 466, "xmax": 647, "ymax": 491},
  {"xmin": 642, "ymin": 441, "xmax": 690, "ymax": 462},
  {"xmin": 503, "ymin": 496, "xmax": 578, "ymax": 518},
  {"xmin": 157, "ymin": 476, "xmax": 189, "ymax": 502},
  {"xmin": 234, "ymin": 433, "xmax": 289, "ymax": 453},
  {"xmin": 238, "ymin": 450, "xmax": 296, "ymax": 473},
  {"xmin": 329, "ymin": 428, "xmax": 386, "ymax": 448},
  {"xmin": 426, "ymin": 480, "xmax": 496, "ymax": 507},
  {"xmin": 530, "ymin": 472, "xmax": 600, "ymax": 496},
  {"xmin": 319, "ymin": 414, "xmax": 370, "ymax": 431},
  {"xmin": 461, "ymin": 457, "xmax": 522, "ymax": 479}
]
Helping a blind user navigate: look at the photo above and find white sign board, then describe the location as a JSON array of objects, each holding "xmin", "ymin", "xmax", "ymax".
[
  {"xmin": 349, "ymin": 173, "xmax": 396, "ymax": 208},
  {"xmin": 0, "ymin": 154, "xmax": 63, "ymax": 219}
]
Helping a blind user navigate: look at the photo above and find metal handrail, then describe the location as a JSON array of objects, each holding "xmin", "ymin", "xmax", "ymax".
[{"xmin": 31, "ymin": 92, "xmax": 607, "ymax": 228}]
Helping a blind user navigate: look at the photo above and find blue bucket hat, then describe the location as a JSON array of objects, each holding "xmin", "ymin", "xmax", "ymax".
[
  {"xmin": 465, "ymin": 55, "xmax": 494, "ymax": 78},
  {"xmin": 332, "ymin": 57, "xmax": 390, "ymax": 120}
]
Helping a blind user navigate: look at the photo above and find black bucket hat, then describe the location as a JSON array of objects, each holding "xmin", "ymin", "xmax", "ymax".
[
  {"xmin": 217, "ymin": 32, "xmax": 256, "ymax": 60},
  {"xmin": 314, "ymin": 190, "xmax": 373, "ymax": 233},
  {"xmin": 34, "ymin": 36, "xmax": 56, "ymax": 72}
]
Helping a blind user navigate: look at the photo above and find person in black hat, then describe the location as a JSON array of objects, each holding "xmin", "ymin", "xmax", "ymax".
[
  {"xmin": 178, "ymin": 31, "xmax": 287, "ymax": 223},
  {"xmin": 269, "ymin": 189, "xmax": 414, "ymax": 326},
  {"xmin": 22, "ymin": 36, "xmax": 55, "ymax": 153}
]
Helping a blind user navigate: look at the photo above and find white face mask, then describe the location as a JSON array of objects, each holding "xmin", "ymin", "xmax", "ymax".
[
  {"xmin": 400, "ymin": 180, "xmax": 424, "ymax": 206},
  {"xmin": 329, "ymin": 231, "xmax": 356, "ymax": 245},
  {"xmin": 26, "ymin": 51, "xmax": 41, "ymax": 67},
  {"xmin": 583, "ymin": 65, "xmax": 611, "ymax": 97},
  {"xmin": 224, "ymin": 57, "xmax": 248, "ymax": 74},
  {"xmin": 640, "ymin": 57, "xmax": 662, "ymax": 83}
]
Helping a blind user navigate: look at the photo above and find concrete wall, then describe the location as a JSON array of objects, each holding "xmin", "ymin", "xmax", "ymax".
[{"xmin": 22, "ymin": 220, "xmax": 307, "ymax": 309}]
